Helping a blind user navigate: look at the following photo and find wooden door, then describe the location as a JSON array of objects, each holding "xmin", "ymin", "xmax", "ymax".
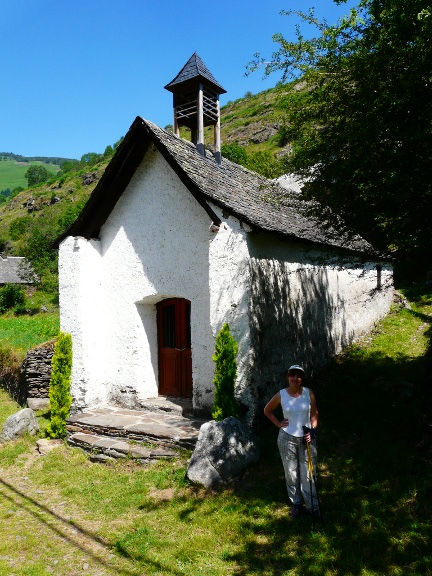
[{"xmin": 157, "ymin": 298, "xmax": 192, "ymax": 397}]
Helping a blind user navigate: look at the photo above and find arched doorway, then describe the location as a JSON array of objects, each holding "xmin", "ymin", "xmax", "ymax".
[{"xmin": 157, "ymin": 298, "xmax": 192, "ymax": 397}]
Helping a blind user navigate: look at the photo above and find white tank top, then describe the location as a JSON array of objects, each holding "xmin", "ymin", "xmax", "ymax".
[{"xmin": 280, "ymin": 387, "xmax": 311, "ymax": 437}]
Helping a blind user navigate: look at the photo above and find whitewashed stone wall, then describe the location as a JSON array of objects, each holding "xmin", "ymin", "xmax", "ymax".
[
  {"xmin": 199, "ymin": 209, "xmax": 393, "ymax": 421},
  {"xmin": 60, "ymin": 146, "xmax": 217, "ymax": 411},
  {"xmin": 59, "ymin": 144, "xmax": 393, "ymax": 419},
  {"xmin": 243, "ymin": 234, "xmax": 393, "ymax": 421}
]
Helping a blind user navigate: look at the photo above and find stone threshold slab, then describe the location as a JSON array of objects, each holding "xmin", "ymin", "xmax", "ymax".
[
  {"xmin": 69, "ymin": 432, "xmax": 178, "ymax": 461},
  {"xmin": 67, "ymin": 406, "xmax": 207, "ymax": 449}
]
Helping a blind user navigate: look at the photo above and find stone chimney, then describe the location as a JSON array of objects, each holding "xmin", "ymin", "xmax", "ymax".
[{"xmin": 164, "ymin": 53, "xmax": 226, "ymax": 164}]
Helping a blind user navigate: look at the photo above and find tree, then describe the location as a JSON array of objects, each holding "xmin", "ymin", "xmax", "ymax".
[
  {"xmin": 211, "ymin": 323, "xmax": 239, "ymax": 421},
  {"xmin": 20, "ymin": 212, "xmax": 60, "ymax": 293},
  {"xmin": 25, "ymin": 164, "xmax": 51, "ymax": 187},
  {"xmin": 248, "ymin": 0, "xmax": 432, "ymax": 269}
]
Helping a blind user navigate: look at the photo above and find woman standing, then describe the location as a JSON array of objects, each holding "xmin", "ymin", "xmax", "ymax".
[{"xmin": 264, "ymin": 364, "xmax": 319, "ymax": 519}]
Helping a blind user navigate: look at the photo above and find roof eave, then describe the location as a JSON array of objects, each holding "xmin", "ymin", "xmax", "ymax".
[{"xmin": 53, "ymin": 117, "xmax": 150, "ymax": 248}]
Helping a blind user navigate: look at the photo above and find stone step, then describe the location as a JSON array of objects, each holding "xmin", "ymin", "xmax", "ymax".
[
  {"xmin": 138, "ymin": 396, "xmax": 196, "ymax": 417},
  {"xmin": 66, "ymin": 406, "xmax": 206, "ymax": 450},
  {"xmin": 68, "ymin": 432, "xmax": 178, "ymax": 463}
]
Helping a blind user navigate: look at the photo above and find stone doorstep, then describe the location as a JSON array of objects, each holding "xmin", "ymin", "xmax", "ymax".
[
  {"xmin": 139, "ymin": 396, "xmax": 194, "ymax": 416},
  {"xmin": 66, "ymin": 423, "xmax": 198, "ymax": 450},
  {"xmin": 66, "ymin": 406, "xmax": 205, "ymax": 449},
  {"xmin": 68, "ymin": 432, "xmax": 178, "ymax": 461}
]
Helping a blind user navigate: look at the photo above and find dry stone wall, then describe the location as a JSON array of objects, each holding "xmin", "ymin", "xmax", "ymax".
[
  {"xmin": 1, "ymin": 341, "xmax": 56, "ymax": 408},
  {"xmin": 22, "ymin": 341, "xmax": 55, "ymax": 399}
]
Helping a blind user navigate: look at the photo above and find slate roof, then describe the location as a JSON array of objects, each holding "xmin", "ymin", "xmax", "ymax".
[
  {"xmin": 54, "ymin": 117, "xmax": 384, "ymax": 258},
  {"xmin": 0, "ymin": 256, "xmax": 31, "ymax": 284},
  {"xmin": 164, "ymin": 52, "xmax": 226, "ymax": 95}
]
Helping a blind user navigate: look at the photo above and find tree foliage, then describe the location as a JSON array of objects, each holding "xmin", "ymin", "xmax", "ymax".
[
  {"xmin": 0, "ymin": 284, "xmax": 26, "ymax": 313},
  {"xmin": 249, "ymin": 0, "xmax": 432, "ymax": 267},
  {"xmin": 221, "ymin": 142, "xmax": 248, "ymax": 165},
  {"xmin": 212, "ymin": 323, "xmax": 239, "ymax": 421},
  {"xmin": 25, "ymin": 164, "xmax": 52, "ymax": 187}
]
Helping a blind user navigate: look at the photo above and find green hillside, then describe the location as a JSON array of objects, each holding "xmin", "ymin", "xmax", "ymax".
[
  {"xmin": 0, "ymin": 158, "xmax": 61, "ymax": 192},
  {"xmin": 0, "ymin": 86, "xmax": 283, "ymax": 246}
]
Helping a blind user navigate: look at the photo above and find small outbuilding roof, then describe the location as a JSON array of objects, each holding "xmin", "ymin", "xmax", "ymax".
[
  {"xmin": 54, "ymin": 117, "xmax": 384, "ymax": 258},
  {"xmin": 0, "ymin": 256, "xmax": 31, "ymax": 284}
]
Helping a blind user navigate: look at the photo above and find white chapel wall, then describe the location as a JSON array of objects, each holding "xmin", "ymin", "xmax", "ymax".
[
  {"xmin": 207, "ymin": 205, "xmax": 253, "ymax": 411},
  {"xmin": 59, "ymin": 144, "xmax": 394, "ymax": 418},
  {"xmin": 82, "ymin": 145, "xmax": 215, "ymax": 410},
  {"xmin": 244, "ymin": 233, "xmax": 393, "ymax": 419},
  {"xmin": 58, "ymin": 236, "xmax": 107, "ymax": 410}
]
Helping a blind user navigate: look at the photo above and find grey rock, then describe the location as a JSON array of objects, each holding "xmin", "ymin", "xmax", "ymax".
[
  {"xmin": 27, "ymin": 397, "xmax": 50, "ymax": 411},
  {"xmin": 90, "ymin": 453, "xmax": 115, "ymax": 463},
  {"xmin": 36, "ymin": 438, "xmax": 63, "ymax": 455},
  {"xmin": 0, "ymin": 408, "xmax": 39, "ymax": 441},
  {"xmin": 187, "ymin": 417, "xmax": 260, "ymax": 488},
  {"xmin": 81, "ymin": 172, "xmax": 99, "ymax": 186}
]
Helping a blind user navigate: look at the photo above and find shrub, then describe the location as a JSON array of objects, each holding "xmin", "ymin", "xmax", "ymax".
[
  {"xmin": 9, "ymin": 216, "xmax": 32, "ymax": 241},
  {"xmin": 46, "ymin": 332, "xmax": 72, "ymax": 439},
  {"xmin": 245, "ymin": 150, "xmax": 286, "ymax": 179},
  {"xmin": 221, "ymin": 142, "xmax": 248, "ymax": 166},
  {"xmin": 0, "ymin": 284, "xmax": 26, "ymax": 313},
  {"xmin": 211, "ymin": 323, "xmax": 239, "ymax": 421},
  {"xmin": 13, "ymin": 302, "xmax": 39, "ymax": 316}
]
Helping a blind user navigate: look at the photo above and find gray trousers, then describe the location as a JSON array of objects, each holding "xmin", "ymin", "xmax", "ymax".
[{"xmin": 277, "ymin": 429, "xmax": 318, "ymax": 511}]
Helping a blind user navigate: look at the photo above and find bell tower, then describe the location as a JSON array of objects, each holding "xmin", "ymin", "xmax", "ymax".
[{"xmin": 164, "ymin": 53, "xmax": 226, "ymax": 163}]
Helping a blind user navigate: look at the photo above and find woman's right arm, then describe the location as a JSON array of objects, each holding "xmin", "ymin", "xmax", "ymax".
[{"xmin": 264, "ymin": 392, "xmax": 288, "ymax": 429}]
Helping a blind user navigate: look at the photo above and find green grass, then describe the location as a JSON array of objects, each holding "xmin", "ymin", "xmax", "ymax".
[
  {"xmin": 0, "ymin": 313, "xmax": 59, "ymax": 358},
  {"xmin": 0, "ymin": 287, "xmax": 430, "ymax": 575},
  {"xmin": 0, "ymin": 160, "xmax": 60, "ymax": 192}
]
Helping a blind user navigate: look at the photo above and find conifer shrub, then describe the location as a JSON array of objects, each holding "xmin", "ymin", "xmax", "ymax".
[
  {"xmin": 47, "ymin": 332, "xmax": 72, "ymax": 439},
  {"xmin": 211, "ymin": 323, "xmax": 239, "ymax": 421}
]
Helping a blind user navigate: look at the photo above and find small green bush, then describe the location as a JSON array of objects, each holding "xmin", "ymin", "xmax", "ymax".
[
  {"xmin": 47, "ymin": 332, "xmax": 72, "ymax": 439},
  {"xmin": 9, "ymin": 216, "xmax": 32, "ymax": 240},
  {"xmin": 221, "ymin": 142, "xmax": 248, "ymax": 166},
  {"xmin": 13, "ymin": 302, "xmax": 39, "ymax": 316},
  {"xmin": 0, "ymin": 284, "xmax": 26, "ymax": 313},
  {"xmin": 211, "ymin": 323, "xmax": 239, "ymax": 421}
]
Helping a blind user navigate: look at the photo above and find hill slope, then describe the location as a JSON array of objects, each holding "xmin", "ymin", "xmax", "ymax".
[
  {"xmin": 0, "ymin": 152, "xmax": 75, "ymax": 194},
  {"xmin": 0, "ymin": 86, "xmax": 284, "ymax": 259}
]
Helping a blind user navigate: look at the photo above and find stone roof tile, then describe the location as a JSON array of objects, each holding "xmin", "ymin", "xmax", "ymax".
[
  {"xmin": 144, "ymin": 119, "xmax": 378, "ymax": 256},
  {"xmin": 55, "ymin": 116, "xmax": 385, "ymax": 258}
]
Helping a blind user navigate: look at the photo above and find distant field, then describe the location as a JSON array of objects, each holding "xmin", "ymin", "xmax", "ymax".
[{"xmin": 0, "ymin": 159, "xmax": 60, "ymax": 191}]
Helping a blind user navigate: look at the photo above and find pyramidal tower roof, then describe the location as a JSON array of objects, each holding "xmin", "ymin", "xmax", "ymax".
[{"xmin": 164, "ymin": 52, "xmax": 226, "ymax": 94}]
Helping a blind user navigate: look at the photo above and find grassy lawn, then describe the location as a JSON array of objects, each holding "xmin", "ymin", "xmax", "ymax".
[
  {"xmin": 0, "ymin": 313, "xmax": 59, "ymax": 360},
  {"xmin": 0, "ymin": 286, "xmax": 430, "ymax": 575},
  {"xmin": 0, "ymin": 159, "xmax": 60, "ymax": 191}
]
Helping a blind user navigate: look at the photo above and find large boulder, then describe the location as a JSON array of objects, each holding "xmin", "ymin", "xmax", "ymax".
[
  {"xmin": 0, "ymin": 408, "xmax": 39, "ymax": 442},
  {"xmin": 187, "ymin": 417, "xmax": 260, "ymax": 488}
]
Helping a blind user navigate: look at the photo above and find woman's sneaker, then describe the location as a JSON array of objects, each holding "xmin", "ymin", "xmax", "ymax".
[
  {"xmin": 311, "ymin": 509, "xmax": 322, "ymax": 521},
  {"xmin": 289, "ymin": 503, "xmax": 303, "ymax": 519}
]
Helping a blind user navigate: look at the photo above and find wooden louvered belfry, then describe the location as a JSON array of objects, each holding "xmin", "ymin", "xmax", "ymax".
[{"xmin": 164, "ymin": 53, "xmax": 226, "ymax": 163}]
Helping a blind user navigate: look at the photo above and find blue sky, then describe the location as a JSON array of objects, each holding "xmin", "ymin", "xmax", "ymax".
[{"xmin": 1, "ymin": 0, "xmax": 357, "ymax": 159}]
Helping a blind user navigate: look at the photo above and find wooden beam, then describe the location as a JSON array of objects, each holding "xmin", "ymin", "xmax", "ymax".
[{"xmin": 197, "ymin": 83, "xmax": 204, "ymax": 156}]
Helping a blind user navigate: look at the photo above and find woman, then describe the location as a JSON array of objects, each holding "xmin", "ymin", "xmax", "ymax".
[{"xmin": 264, "ymin": 364, "xmax": 319, "ymax": 519}]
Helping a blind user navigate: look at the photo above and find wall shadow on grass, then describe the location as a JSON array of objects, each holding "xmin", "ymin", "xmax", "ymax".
[
  {"xmin": 0, "ymin": 477, "xmax": 138, "ymax": 576},
  {"xmin": 224, "ymin": 344, "xmax": 432, "ymax": 575},
  {"xmin": 119, "ymin": 335, "xmax": 432, "ymax": 575}
]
